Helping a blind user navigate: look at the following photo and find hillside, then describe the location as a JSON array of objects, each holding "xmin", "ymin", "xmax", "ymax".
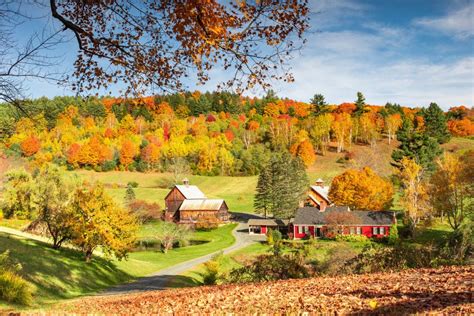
[
  {"xmin": 54, "ymin": 266, "xmax": 473, "ymax": 314},
  {"xmin": 69, "ymin": 137, "xmax": 473, "ymax": 213}
]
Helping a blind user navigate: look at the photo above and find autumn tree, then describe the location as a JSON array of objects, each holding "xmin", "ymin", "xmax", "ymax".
[
  {"xmin": 429, "ymin": 152, "xmax": 473, "ymax": 230},
  {"xmin": 329, "ymin": 167, "xmax": 393, "ymax": 211},
  {"xmin": 254, "ymin": 152, "xmax": 308, "ymax": 219},
  {"xmin": 325, "ymin": 211, "xmax": 361, "ymax": 235},
  {"xmin": 332, "ymin": 113, "xmax": 352, "ymax": 153},
  {"xmin": 2, "ymin": 169, "xmax": 34, "ymax": 219},
  {"xmin": 155, "ymin": 221, "xmax": 192, "ymax": 253},
  {"xmin": 290, "ymin": 139, "xmax": 316, "ymax": 167},
  {"xmin": 70, "ymin": 183, "xmax": 138, "ymax": 262},
  {"xmin": 385, "ymin": 113, "xmax": 402, "ymax": 144},
  {"xmin": 20, "ymin": 135, "xmax": 41, "ymax": 157},
  {"xmin": 397, "ymin": 157, "xmax": 431, "ymax": 236},
  {"xmin": 119, "ymin": 140, "xmax": 139, "ymax": 169},
  {"xmin": 309, "ymin": 113, "xmax": 333, "ymax": 155},
  {"xmin": 31, "ymin": 165, "xmax": 77, "ymax": 249}
]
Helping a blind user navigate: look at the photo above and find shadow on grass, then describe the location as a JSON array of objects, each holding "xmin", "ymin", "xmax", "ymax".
[
  {"xmin": 104, "ymin": 274, "xmax": 200, "ymax": 294},
  {"xmin": 0, "ymin": 233, "xmax": 133, "ymax": 301}
]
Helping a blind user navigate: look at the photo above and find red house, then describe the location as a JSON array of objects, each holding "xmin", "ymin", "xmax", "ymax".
[
  {"xmin": 248, "ymin": 218, "xmax": 290, "ymax": 235},
  {"xmin": 291, "ymin": 206, "xmax": 395, "ymax": 239}
]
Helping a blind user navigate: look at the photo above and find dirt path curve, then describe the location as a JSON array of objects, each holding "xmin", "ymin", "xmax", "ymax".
[{"xmin": 103, "ymin": 221, "xmax": 262, "ymax": 295}]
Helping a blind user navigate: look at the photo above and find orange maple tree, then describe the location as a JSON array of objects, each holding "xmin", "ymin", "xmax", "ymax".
[{"xmin": 20, "ymin": 135, "xmax": 41, "ymax": 157}]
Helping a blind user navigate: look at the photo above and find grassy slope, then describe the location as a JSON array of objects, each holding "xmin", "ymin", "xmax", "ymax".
[
  {"xmin": 0, "ymin": 223, "xmax": 236, "ymax": 309},
  {"xmin": 72, "ymin": 137, "xmax": 474, "ymax": 214}
]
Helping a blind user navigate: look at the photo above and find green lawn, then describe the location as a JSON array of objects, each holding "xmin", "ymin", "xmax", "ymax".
[
  {"xmin": 0, "ymin": 223, "xmax": 237, "ymax": 309},
  {"xmin": 73, "ymin": 170, "xmax": 257, "ymax": 213},
  {"xmin": 0, "ymin": 218, "xmax": 30, "ymax": 230}
]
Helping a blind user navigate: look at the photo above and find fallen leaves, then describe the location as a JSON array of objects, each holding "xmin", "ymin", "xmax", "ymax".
[{"xmin": 51, "ymin": 266, "xmax": 472, "ymax": 315}]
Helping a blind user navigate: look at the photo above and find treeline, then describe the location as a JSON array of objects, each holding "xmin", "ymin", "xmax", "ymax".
[{"xmin": 0, "ymin": 91, "xmax": 472, "ymax": 176}]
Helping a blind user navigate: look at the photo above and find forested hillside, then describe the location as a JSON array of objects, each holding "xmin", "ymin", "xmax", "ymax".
[{"xmin": 0, "ymin": 92, "xmax": 472, "ymax": 176}]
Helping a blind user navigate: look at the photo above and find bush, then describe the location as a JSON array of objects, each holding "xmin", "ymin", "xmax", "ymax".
[
  {"xmin": 128, "ymin": 200, "xmax": 163, "ymax": 223},
  {"xmin": 127, "ymin": 181, "xmax": 139, "ymax": 188},
  {"xmin": 388, "ymin": 224, "xmax": 399, "ymax": 245},
  {"xmin": 0, "ymin": 251, "xmax": 35, "ymax": 305},
  {"xmin": 335, "ymin": 234, "xmax": 370, "ymax": 243},
  {"xmin": 201, "ymin": 252, "xmax": 224, "ymax": 285},
  {"xmin": 227, "ymin": 252, "xmax": 309, "ymax": 283},
  {"xmin": 317, "ymin": 245, "xmax": 358, "ymax": 276}
]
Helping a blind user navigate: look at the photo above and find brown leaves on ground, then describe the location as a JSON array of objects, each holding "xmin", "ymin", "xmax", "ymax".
[{"xmin": 55, "ymin": 266, "xmax": 472, "ymax": 314}]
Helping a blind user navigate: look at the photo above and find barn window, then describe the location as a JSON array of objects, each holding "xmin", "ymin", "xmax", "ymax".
[
  {"xmin": 373, "ymin": 227, "xmax": 379, "ymax": 235},
  {"xmin": 380, "ymin": 227, "xmax": 385, "ymax": 235},
  {"xmin": 356, "ymin": 227, "xmax": 362, "ymax": 235}
]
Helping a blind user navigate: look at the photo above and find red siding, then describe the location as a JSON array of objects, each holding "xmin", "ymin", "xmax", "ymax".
[
  {"xmin": 261, "ymin": 226, "xmax": 267, "ymax": 234},
  {"xmin": 292, "ymin": 225, "xmax": 391, "ymax": 239}
]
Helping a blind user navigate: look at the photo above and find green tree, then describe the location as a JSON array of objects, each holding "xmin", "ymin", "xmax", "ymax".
[
  {"xmin": 310, "ymin": 94, "xmax": 330, "ymax": 116},
  {"xmin": 254, "ymin": 152, "xmax": 308, "ymax": 219},
  {"xmin": 353, "ymin": 92, "xmax": 368, "ymax": 117},
  {"xmin": 422, "ymin": 102, "xmax": 451, "ymax": 144},
  {"xmin": 392, "ymin": 118, "xmax": 442, "ymax": 171},
  {"xmin": 124, "ymin": 182, "xmax": 136, "ymax": 205},
  {"xmin": 70, "ymin": 183, "xmax": 138, "ymax": 262},
  {"xmin": 32, "ymin": 165, "xmax": 77, "ymax": 249},
  {"xmin": 2, "ymin": 169, "xmax": 34, "ymax": 219}
]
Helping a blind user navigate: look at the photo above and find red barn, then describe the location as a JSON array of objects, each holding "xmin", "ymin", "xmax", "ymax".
[
  {"xmin": 164, "ymin": 178, "xmax": 230, "ymax": 225},
  {"xmin": 303, "ymin": 179, "xmax": 331, "ymax": 210},
  {"xmin": 291, "ymin": 206, "xmax": 395, "ymax": 239}
]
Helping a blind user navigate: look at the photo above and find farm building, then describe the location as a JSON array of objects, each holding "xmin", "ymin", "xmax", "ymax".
[
  {"xmin": 248, "ymin": 218, "xmax": 290, "ymax": 235},
  {"xmin": 164, "ymin": 178, "xmax": 230, "ymax": 225},
  {"xmin": 302, "ymin": 179, "xmax": 331, "ymax": 210},
  {"xmin": 291, "ymin": 206, "xmax": 396, "ymax": 239}
]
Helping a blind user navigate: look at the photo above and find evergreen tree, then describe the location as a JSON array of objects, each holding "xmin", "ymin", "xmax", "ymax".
[
  {"xmin": 392, "ymin": 118, "xmax": 442, "ymax": 171},
  {"xmin": 422, "ymin": 102, "xmax": 451, "ymax": 144},
  {"xmin": 254, "ymin": 152, "xmax": 309, "ymax": 219},
  {"xmin": 353, "ymin": 92, "xmax": 368, "ymax": 117},
  {"xmin": 310, "ymin": 94, "xmax": 330, "ymax": 116},
  {"xmin": 124, "ymin": 183, "xmax": 136, "ymax": 205}
]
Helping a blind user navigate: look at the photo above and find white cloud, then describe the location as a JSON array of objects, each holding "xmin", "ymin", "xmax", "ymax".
[{"xmin": 413, "ymin": 3, "xmax": 474, "ymax": 39}]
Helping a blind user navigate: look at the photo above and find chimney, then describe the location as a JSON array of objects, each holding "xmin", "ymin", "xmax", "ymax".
[
  {"xmin": 319, "ymin": 201, "xmax": 327, "ymax": 212},
  {"xmin": 183, "ymin": 178, "xmax": 189, "ymax": 186},
  {"xmin": 315, "ymin": 178, "xmax": 324, "ymax": 188}
]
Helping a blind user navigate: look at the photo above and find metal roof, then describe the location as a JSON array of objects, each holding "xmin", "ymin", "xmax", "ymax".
[
  {"xmin": 175, "ymin": 185, "xmax": 207, "ymax": 199},
  {"xmin": 293, "ymin": 206, "xmax": 394, "ymax": 226},
  {"xmin": 248, "ymin": 218, "xmax": 290, "ymax": 226},
  {"xmin": 310, "ymin": 185, "xmax": 331, "ymax": 203},
  {"xmin": 179, "ymin": 199, "xmax": 224, "ymax": 211}
]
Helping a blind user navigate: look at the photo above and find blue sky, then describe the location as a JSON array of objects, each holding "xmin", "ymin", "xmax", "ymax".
[{"xmin": 21, "ymin": 0, "xmax": 474, "ymax": 109}]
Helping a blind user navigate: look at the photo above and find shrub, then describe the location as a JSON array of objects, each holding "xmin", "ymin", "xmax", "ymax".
[
  {"xmin": 387, "ymin": 224, "xmax": 399, "ymax": 245},
  {"xmin": 201, "ymin": 252, "xmax": 224, "ymax": 285},
  {"xmin": 127, "ymin": 181, "xmax": 139, "ymax": 188},
  {"xmin": 271, "ymin": 229, "xmax": 282, "ymax": 243},
  {"xmin": 0, "ymin": 251, "xmax": 35, "ymax": 305},
  {"xmin": 227, "ymin": 252, "xmax": 309, "ymax": 283},
  {"xmin": 266, "ymin": 229, "xmax": 274, "ymax": 245},
  {"xmin": 344, "ymin": 151, "xmax": 355, "ymax": 161},
  {"xmin": 128, "ymin": 200, "xmax": 163, "ymax": 223},
  {"xmin": 317, "ymin": 245, "xmax": 358, "ymax": 276},
  {"xmin": 335, "ymin": 234, "xmax": 370, "ymax": 243}
]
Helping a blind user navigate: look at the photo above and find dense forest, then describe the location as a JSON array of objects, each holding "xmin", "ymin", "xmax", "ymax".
[{"xmin": 0, "ymin": 91, "xmax": 472, "ymax": 176}]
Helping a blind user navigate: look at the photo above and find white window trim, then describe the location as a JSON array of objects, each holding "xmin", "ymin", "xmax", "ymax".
[
  {"xmin": 356, "ymin": 227, "xmax": 361, "ymax": 235},
  {"xmin": 380, "ymin": 227, "xmax": 385, "ymax": 235},
  {"xmin": 373, "ymin": 227, "xmax": 379, "ymax": 235}
]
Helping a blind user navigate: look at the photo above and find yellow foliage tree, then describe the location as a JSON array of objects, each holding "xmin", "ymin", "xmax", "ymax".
[{"xmin": 329, "ymin": 167, "xmax": 393, "ymax": 211}]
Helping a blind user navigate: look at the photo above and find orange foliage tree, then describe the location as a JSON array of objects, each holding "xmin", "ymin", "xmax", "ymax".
[
  {"xmin": 120, "ymin": 140, "xmax": 139, "ymax": 169},
  {"xmin": 20, "ymin": 135, "xmax": 41, "ymax": 157},
  {"xmin": 329, "ymin": 167, "xmax": 393, "ymax": 211},
  {"xmin": 447, "ymin": 118, "xmax": 474, "ymax": 136},
  {"xmin": 290, "ymin": 140, "xmax": 316, "ymax": 167}
]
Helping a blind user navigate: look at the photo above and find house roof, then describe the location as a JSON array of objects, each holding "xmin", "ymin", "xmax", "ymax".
[
  {"xmin": 179, "ymin": 199, "xmax": 224, "ymax": 211},
  {"xmin": 175, "ymin": 185, "xmax": 207, "ymax": 199},
  {"xmin": 248, "ymin": 218, "xmax": 291, "ymax": 226},
  {"xmin": 293, "ymin": 206, "xmax": 394, "ymax": 226},
  {"xmin": 310, "ymin": 185, "xmax": 331, "ymax": 203}
]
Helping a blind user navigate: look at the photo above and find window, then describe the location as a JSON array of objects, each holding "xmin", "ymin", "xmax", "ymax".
[
  {"xmin": 349, "ymin": 227, "xmax": 355, "ymax": 235},
  {"xmin": 303, "ymin": 226, "xmax": 309, "ymax": 234},
  {"xmin": 380, "ymin": 227, "xmax": 385, "ymax": 235},
  {"xmin": 297, "ymin": 226, "xmax": 303, "ymax": 234},
  {"xmin": 356, "ymin": 227, "xmax": 362, "ymax": 235},
  {"xmin": 373, "ymin": 227, "xmax": 379, "ymax": 235}
]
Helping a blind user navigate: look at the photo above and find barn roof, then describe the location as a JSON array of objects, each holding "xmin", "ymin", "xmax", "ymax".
[
  {"xmin": 293, "ymin": 206, "xmax": 394, "ymax": 226},
  {"xmin": 310, "ymin": 185, "xmax": 331, "ymax": 203},
  {"xmin": 248, "ymin": 218, "xmax": 291, "ymax": 226},
  {"xmin": 175, "ymin": 185, "xmax": 207, "ymax": 199},
  {"xmin": 179, "ymin": 199, "xmax": 225, "ymax": 211}
]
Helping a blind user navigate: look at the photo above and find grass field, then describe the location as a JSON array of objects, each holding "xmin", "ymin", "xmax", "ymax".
[
  {"xmin": 0, "ymin": 223, "xmax": 236, "ymax": 309},
  {"xmin": 71, "ymin": 137, "xmax": 473, "ymax": 214}
]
